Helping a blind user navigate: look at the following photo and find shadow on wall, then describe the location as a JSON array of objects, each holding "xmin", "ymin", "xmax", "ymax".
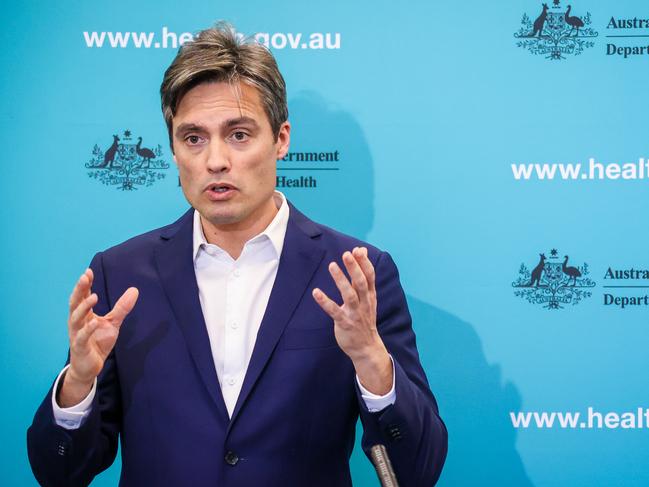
[
  {"xmin": 408, "ymin": 297, "xmax": 533, "ymax": 486},
  {"xmin": 287, "ymin": 91, "xmax": 533, "ymax": 486},
  {"xmin": 283, "ymin": 91, "xmax": 374, "ymax": 239}
]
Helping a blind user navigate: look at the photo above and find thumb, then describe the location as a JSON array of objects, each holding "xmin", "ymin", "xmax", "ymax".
[{"xmin": 107, "ymin": 287, "xmax": 139, "ymax": 325}]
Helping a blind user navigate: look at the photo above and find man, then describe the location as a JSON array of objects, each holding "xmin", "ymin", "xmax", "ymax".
[{"xmin": 27, "ymin": 24, "xmax": 447, "ymax": 486}]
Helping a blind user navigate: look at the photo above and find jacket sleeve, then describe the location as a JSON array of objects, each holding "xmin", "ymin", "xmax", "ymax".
[
  {"xmin": 356, "ymin": 251, "xmax": 448, "ymax": 486},
  {"xmin": 27, "ymin": 252, "xmax": 122, "ymax": 487}
]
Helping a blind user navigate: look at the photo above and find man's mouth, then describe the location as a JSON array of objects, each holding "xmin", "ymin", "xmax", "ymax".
[
  {"xmin": 206, "ymin": 183, "xmax": 236, "ymax": 192},
  {"xmin": 204, "ymin": 183, "xmax": 237, "ymax": 201}
]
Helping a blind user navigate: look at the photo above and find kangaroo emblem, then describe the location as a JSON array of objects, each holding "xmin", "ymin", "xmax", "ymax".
[
  {"xmin": 528, "ymin": 253, "xmax": 546, "ymax": 287},
  {"xmin": 97, "ymin": 135, "xmax": 120, "ymax": 169},
  {"xmin": 528, "ymin": 3, "xmax": 549, "ymax": 37}
]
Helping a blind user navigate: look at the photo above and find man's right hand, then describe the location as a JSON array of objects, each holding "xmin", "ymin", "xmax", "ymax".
[{"xmin": 58, "ymin": 268, "xmax": 139, "ymax": 408}]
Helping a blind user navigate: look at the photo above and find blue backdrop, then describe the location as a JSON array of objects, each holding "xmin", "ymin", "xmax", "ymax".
[{"xmin": 3, "ymin": 0, "xmax": 649, "ymax": 485}]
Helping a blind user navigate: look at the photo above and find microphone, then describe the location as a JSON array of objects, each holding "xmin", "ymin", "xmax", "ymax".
[{"xmin": 370, "ymin": 444, "xmax": 399, "ymax": 487}]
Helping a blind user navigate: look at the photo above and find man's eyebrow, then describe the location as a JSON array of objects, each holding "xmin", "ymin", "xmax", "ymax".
[
  {"xmin": 222, "ymin": 116, "xmax": 260, "ymax": 129},
  {"xmin": 175, "ymin": 123, "xmax": 207, "ymax": 137}
]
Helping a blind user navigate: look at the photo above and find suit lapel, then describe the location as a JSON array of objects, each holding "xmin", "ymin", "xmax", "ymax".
[
  {"xmin": 154, "ymin": 209, "xmax": 230, "ymax": 422},
  {"xmin": 227, "ymin": 204, "xmax": 325, "ymax": 429}
]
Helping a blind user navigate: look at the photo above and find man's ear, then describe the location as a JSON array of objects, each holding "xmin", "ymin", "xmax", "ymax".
[
  {"xmin": 275, "ymin": 121, "xmax": 291, "ymax": 160},
  {"xmin": 172, "ymin": 154, "xmax": 178, "ymax": 166}
]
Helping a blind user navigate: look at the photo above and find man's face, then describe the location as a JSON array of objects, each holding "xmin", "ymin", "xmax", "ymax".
[{"xmin": 172, "ymin": 81, "xmax": 290, "ymax": 228}]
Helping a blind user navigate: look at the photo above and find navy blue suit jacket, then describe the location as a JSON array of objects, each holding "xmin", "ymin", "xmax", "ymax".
[{"xmin": 28, "ymin": 203, "xmax": 447, "ymax": 486}]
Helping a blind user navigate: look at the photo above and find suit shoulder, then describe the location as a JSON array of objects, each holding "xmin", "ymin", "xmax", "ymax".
[
  {"xmin": 288, "ymin": 203, "xmax": 388, "ymax": 264},
  {"xmin": 307, "ymin": 218, "xmax": 386, "ymax": 265}
]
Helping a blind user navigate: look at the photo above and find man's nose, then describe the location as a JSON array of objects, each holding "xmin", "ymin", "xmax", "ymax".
[{"xmin": 205, "ymin": 141, "xmax": 231, "ymax": 173}]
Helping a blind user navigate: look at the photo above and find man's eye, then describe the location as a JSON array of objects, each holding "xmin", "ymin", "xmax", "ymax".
[
  {"xmin": 231, "ymin": 131, "xmax": 249, "ymax": 142},
  {"xmin": 186, "ymin": 135, "xmax": 202, "ymax": 145}
]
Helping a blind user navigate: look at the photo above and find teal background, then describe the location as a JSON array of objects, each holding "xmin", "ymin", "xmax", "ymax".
[{"xmin": 2, "ymin": 0, "xmax": 648, "ymax": 485}]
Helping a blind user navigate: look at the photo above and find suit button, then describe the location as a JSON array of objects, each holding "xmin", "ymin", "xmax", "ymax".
[
  {"xmin": 224, "ymin": 451, "xmax": 239, "ymax": 466},
  {"xmin": 385, "ymin": 424, "xmax": 403, "ymax": 441},
  {"xmin": 57, "ymin": 443, "xmax": 67, "ymax": 456}
]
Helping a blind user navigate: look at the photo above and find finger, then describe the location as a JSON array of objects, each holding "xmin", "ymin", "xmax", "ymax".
[
  {"xmin": 74, "ymin": 317, "xmax": 101, "ymax": 349},
  {"xmin": 106, "ymin": 287, "xmax": 139, "ymax": 325},
  {"xmin": 68, "ymin": 269, "xmax": 94, "ymax": 313},
  {"xmin": 353, "ymin": 247, "xmax": 376, "ymax": 294},
  {"xmin": 328, "ymin": 261, "xmax": 359, "ymax": 307},
  {"xmin": 69, "ymin": 293, "xmax": 98, "ymax": 332},
  {"xmin": 312, "ymin": 288, "xmax": 344, "ymax": 320},
  {"xmin": 343, "ymin": 249, "xmax": 369, "ymax": 299}
]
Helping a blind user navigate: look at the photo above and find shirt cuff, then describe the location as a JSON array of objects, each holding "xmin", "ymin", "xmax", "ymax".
[
  {"xmin": 51, "ymin": 364, "xmax": 97, "ymax": 430},
  {"xmin": 356, "ymin": 355, "xmax": 396, "ymax": 412}
]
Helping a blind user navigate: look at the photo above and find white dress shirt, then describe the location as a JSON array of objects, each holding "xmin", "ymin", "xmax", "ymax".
[{"xmin": 52, "ymin": 191, "xmax": 395, "ymax": 428}]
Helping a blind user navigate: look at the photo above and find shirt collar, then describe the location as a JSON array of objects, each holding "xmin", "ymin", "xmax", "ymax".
[{"xmin": 192, "ymin": 191, "xmax": 289, "ymax": 262}]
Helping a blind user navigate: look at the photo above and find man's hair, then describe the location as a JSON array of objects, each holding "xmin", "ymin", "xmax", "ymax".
[{"xmin": 160, "ymin": 22, "xmax": 288, "ymax": 151}]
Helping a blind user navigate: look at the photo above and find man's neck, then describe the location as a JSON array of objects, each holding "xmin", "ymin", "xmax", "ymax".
[{"xmin": 200, "ymin": 196, "xmax": 279, "ymax": 260}]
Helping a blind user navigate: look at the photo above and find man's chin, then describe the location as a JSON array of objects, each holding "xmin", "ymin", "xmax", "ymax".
[
  {"xmin": 196, "ymin": 202, "xmax": 249, "ymax": 226},
  {"xmin": 201, "ymin": 211, "xmax": 242, "ymax": 226}
]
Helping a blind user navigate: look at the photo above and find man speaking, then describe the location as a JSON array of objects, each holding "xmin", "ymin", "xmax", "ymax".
[{"xmin": 27, "ymin": 23, "xmax": 447, "ymax": 486}]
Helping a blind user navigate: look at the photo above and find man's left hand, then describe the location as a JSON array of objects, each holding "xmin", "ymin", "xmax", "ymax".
[{"xmin": 312, "ymin": 247, "xmax": 393, "ymax": 396}]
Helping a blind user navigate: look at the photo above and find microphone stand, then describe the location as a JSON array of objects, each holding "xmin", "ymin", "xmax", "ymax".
[{"xmin": 370, "ymin": 444, "xmax": 399, "ymax": 487}]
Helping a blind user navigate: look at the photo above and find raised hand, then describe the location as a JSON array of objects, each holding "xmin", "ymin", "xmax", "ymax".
[
  {"xmin": 58, "ymin": 268, "xmax": 138, "ymax": 407},
  {"xmin": 312, "ymin": 247, "xmax": 392, "ymax": 395}
]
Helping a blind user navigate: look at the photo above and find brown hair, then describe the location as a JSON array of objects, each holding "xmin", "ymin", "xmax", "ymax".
[{"xmin": 160, "ymin": 22, "xmax": 288, "ymax": 151}]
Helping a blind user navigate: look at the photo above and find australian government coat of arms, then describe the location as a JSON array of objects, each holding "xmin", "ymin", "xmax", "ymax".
[
  {"xmin": 512, "ymin": 249, "xmax": 596, "ymax": 309},
  {"xmin": 86, "ymin": 130, "xmax": 169, "ymax": 191},
  {"xmin": 514, "ymin": 1, "xmax": 598, "ymax": 60}
]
